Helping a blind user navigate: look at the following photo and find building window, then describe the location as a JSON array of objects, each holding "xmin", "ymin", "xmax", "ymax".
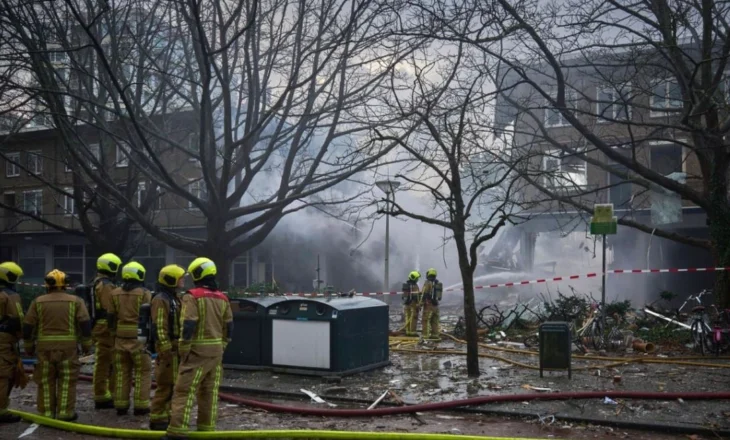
[
  {"xmin": 137, "ymin": 182, "xmax": 162, "ymax": 210},
  {"xmin": 88, "ymin": 143, "xmax": 101, "ymax": 169},
  {"xmin": 545, "ymin": 87, "xmax": 577, "ymax": 128},
  {"xmin": 650, "ymin": 80, "xmax": 682, "ymax": 116},
  {"xmin": 18, "ymin": 244, "xmax": 47, "ymax": 280},
  {"xmin": 187, "ymin": 133, "xmax": 199, "ymax": 161},
  {"xmin": 27, "ymin": 150, "xmax": 42, "ymax": 174},
  {"xmin": 116, "ymin": 142, "xmax": 129, "ymax": 167},
  {"xmin": 62, "ymin": 187, "xmax": 76, "ymax": 215},
  {"xmin": 541, "ymin": 149, "xmax": 588, "ymax": 189},
  {"xmin": 5, "ymin": 152, "xmax": 20, "ymax": 177},
  {"xmin": 188, "ymin": 179, "xmax": 208, "ymax": 209},
  {"xmin": 650, "ymin": 143, "xmax": 684, "ymax": 176},
  {"xmin": 53, "ymin": 244, "xmax": 83, "ymax": 285},
  {"xmin": 22, "ymin": 190, "xmax": 43, "ymax": 216},
  {"xmin": 596, "ymin": 84, "xmax": 632, "ymax": 122}
]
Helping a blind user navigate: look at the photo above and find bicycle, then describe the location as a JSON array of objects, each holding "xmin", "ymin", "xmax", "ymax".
[{"xmin": 689, "ymin": 305, "xmax": 715, "ymax": 355}]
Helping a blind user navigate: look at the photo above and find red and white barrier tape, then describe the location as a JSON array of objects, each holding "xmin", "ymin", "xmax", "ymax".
[
  {"xmin": 278, "ymin": 266, "xmax": 730, "ymax": 297},
  {"xmin": 14, "ymin": 265, "xmax": 728, "ymax": 297}
]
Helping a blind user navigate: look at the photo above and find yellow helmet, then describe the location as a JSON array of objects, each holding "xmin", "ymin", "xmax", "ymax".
[
  {"xmin": 97, "ymin": 253, "xmax": 122, "ymax": 274},
  {"xmin": 408, "ymin": 270, "xmax": 421, "ymax": 282},
  {"xmin": 0, "ymin": 262, "xmax": 23, "ymax": 284},
  {"xmin": 158, "ymin": 264, "xmax": 186, "ymax": 288},
  {"xmin": 426, "ymin": 268, "xmax": 437, "ymax": 278},
  {"xmin": 121, "ymin": 261, "xmax": 146, "ymax": 282},
  {"xmin": 45, "ymin": 269, "xmax": 67, "ymax": 290},
  {"xmin": 188, "ymin": 257, "xmax": 216, "ymax": 282}
]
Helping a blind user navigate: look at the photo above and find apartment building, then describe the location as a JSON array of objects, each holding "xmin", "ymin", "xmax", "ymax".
[{"xmin": 493, "ymin": 52, "xmax": 728, "ymax": 295}]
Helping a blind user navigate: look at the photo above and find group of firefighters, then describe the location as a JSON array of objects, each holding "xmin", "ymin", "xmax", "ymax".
[
  {"xmin": 0, "ymin": 253, "xmax": 233, "ymax": 440},
  {"xmin": 402, "ymin": 268, "xmax": 444, "ymax": 340}
]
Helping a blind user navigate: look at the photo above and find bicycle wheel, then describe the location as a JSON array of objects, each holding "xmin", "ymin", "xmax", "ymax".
[
  {"xmin": 690, "ymin": 319, "xmax": 709, "ymax": 355},
  {"xmin": 589, "ymin": 320, "xmax": 605, "ymax": 350},
  {"xmin": 523, "ymin": 334, "xmax": 539, "ymax": 348}
]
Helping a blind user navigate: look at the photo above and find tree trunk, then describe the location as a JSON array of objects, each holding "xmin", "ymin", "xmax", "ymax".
[
  {"xmin": 708, "ymin": 216, "xmax": 730, "ymax": 308},
  {"xmin": 455, "ymin": 235, "xmax": 479, "ymax": 377}
]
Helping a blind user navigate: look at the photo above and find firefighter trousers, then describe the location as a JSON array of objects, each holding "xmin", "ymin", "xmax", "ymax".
[
  {"xmin": 167, "ymin": 354, "xmax": 222, "ymax": 437},
  {"xmin": 0, "ymin": 343, "xmax": 17, "ymax": 416},
  {"xmin": 113, "ymin": 348, "xmax": 151, "ymax": 411},
  {"xmin": 404, "ymin": 302, "xmax": 421, "ymax": 336},
  {"xmin": 92, "ymin": 333, "xmax": 115, "ymax": 404},
  {"xmin": 150, "ymin": 352, "xmax": 179, "ymax": 423},
  {"xmin": 422, "ymin": 302, "xmax": 441, "ymax": 340},
  {"xmin": 34, "ymin": 348, "xmax": 80, "ymax": 420}
]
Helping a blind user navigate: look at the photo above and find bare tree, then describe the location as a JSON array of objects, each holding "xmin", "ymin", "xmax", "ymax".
[
  {"xmin": 376, "ymin": 42, "xmax": 531, "ymax": 377},
  {"xmin": 405, "ymin": 0, "xmax": 730, "ymax": 305},
  {"xmin": 0, "ymin": 0, "xmax": 185, "ymax": 259},
  {"xmin": 1, "ymin": 0, "xmax": 420, "ymax": 285}
]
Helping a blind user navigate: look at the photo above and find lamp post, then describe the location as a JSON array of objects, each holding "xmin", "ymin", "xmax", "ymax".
[{"xmin": 376, "ymin": 180, "xmax": 401, "ymax": 293}]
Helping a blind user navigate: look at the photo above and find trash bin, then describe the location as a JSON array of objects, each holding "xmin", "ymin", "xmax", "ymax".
[
  {"xmin": 268, "ymin": 297, "xmax": 389, "ymax": 376},
  {"xmin": 539, "ymin": 321, "xmax": 572, "ymax": 378},
  {"xmin": 223, "ymin": 296, "xmax": 286, "ymax": 370}
]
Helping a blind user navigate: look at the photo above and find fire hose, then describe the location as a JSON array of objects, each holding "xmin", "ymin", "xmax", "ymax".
[{"xmin": 10, "ymin": 372, "xmax": 730, "ymax": 438}]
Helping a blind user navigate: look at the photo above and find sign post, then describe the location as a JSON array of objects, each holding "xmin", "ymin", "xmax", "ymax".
[{"xmin": 590, "ymin": 204, "xmax": 618, "ymax": 331}]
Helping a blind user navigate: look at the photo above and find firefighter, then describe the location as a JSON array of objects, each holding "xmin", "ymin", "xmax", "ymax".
[
  {"xmin": 421, "ymin": 268, "xmax": 443, "ymax": 341},
  {"xmin": 91, "ymin": 252, "xmax": 122, "ymax": 409},
  {"xmin": 0, "ymin": 262, "xmax": 24, "ymax": 423},
  {"xmin": 23, "ymin": 269, "xmax": 92, "ymax": 421},
  {"xmin": 109, "ymin": 261, "xmax": 152, "ymax": 416},
  {"xmin": 165, "ymin": 257, "xmax": 232, "ymax": 439},
  {"xmin": 149, "ymin": 264, "xmax": 185, "ymax": 431},
  {"xmin": 402, "ymin": 271, "xmax": 422, "ymax": 337}
]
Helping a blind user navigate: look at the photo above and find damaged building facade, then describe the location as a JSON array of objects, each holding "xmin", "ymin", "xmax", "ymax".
[{"xmin": 493, "ymin": 47, "xmax": 721, "ymax": 299}]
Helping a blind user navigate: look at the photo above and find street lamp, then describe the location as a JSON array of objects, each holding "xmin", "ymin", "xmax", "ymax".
[{"xmin": 376, "ymin": 179, "xmax": 401, "ymax": 293}]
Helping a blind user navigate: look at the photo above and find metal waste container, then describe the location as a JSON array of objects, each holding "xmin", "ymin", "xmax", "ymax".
[
  {"xmin": 223, "ymin": 296, "xmax": 286, "ymax": 370},
  {"xmin": 539, "ymin": 321, "xmax": 572, "ymax": 378},
  {"xmin": 268, "ymin": 297, "xmax": 389, "ymax": 376}
]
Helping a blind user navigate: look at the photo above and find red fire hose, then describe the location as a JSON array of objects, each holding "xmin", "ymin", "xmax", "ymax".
[{"xmin": 71, "ymin": 374, "xmax": 730, "ymax": 417}]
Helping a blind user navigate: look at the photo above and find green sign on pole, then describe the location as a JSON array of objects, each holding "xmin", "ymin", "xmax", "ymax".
[
  {"xmin": 589, "ymin": 203, "xmax": 617, "ymax": 236},
  {"xmin": 590, "ymin": 203, "xmax": 617, "ymax": 333}
]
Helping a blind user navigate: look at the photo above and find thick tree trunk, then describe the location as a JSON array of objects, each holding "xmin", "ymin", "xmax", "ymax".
[
  {"xmin": 708, "ymin": 217, "xmax": 730, "ymax": 308},
  {"xmin": 455, "ymin": 235, "xmax": 479, "ymax": 377}
]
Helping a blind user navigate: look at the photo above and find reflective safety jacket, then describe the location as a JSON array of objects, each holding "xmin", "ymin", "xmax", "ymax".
[
  {"xmin": 421, "ymin": 279, "xmax": 443, "ymax": 304},
  {"xmin": 0, "ymin": 286, "xmax": 23, "ymax": 345},
  {"xmin": 22, "ymin": 291, "xmax": 92, "ymax": 352},
  {"xmin": 180, "ymin": 287, "xmax": 233, "ymax": 358},
  {"xmin": 150, "ymin": 289, "xmax": 180, "ymax": 353},
  {"xmin": 402, "ymin": 281, "xmax": 421, "ymax": 305},
  {"xmin": 109, "ymin": 286, "xmax": 151, "ymax": 339},
  {"xmin": 91, "ymin": 275, "xmax": 116, "ymax": 337}
]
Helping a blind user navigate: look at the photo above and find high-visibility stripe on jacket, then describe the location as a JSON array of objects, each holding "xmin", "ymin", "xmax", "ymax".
[
  {"xmin": 23, "ymin": 291, "xmax": 92, "ymax": 351},
  {"xmin": 0, "ymin": 287, "xmax": 23, "ymax": 344},
  {"xmin": 151, "ymin": 290, "xmax": 180, "ymax": 353},
  {"xmin": 109, "ymin": 286, "xmax": 151, "ymax": 339},
  {"xmin": 179, "ymin": 287, "xmax": 232, "ymax": 357}
]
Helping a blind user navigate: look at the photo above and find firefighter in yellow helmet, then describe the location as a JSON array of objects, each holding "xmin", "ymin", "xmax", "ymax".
[
  {"xmin": 149, "ymin": 264, "xmax": 185, "ymax": 431},
  {"xmin": 91, "ymin": 252, "xmax": 122, "ymax": 409},
  {"xmin": 0, "ymin": 262, "xmax": 24, "ymax": 423},
  {"xmin": 165, "ymin": 257, "xmax": 232, "ymax": 439},
  {"xmin": 402, "ymin": 271, "xmax": 422, "ymax": 337},
  {"xmin": 108, "ymin": 261, "xmax": 152, "ymax": 416},
  {"xmin": 421, "ymin": 268, "xmax": 443, "ymax": 341},
  {"xmin": 23, "ymin": 269, "xmax": 92, "ymax": 420}
]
